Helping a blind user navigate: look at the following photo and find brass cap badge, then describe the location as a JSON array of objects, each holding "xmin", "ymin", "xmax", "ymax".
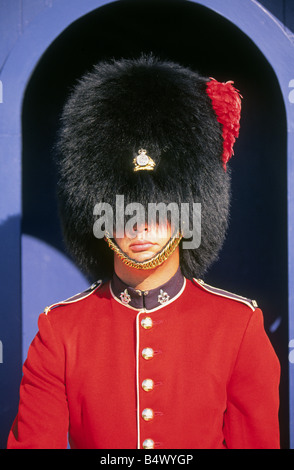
[{"xmin": 133, "ymin": 149, "xmax": 156, "ymax": 172}]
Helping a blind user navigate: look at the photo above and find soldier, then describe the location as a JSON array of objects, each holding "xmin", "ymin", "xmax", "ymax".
[{"xmin": 7, "ymin": 56, "xmax": 280, "ymax": 449}]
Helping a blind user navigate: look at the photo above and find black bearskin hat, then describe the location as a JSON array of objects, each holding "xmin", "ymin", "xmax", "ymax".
[{"xmin": 56, "ymin": 55, "xmax": 241, "ymax": 281}]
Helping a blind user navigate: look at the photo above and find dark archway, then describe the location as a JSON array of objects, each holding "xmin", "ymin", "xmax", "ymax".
[{"xmin": 22, "ymin": 0, "xmax": 288, "ymax": 447}]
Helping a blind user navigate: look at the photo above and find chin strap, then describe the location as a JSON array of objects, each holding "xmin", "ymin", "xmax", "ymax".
[{"xmin": 104, "ymin": 232, "xmax": 182, "ymax": 270}]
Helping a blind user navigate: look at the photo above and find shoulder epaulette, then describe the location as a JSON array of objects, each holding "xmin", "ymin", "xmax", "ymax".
[
  {"xmin": 43, "ymin": 280, "xmax": 102, "ymax": 315},
  {"xmin": 193, "ymin": 278, "xmax": 258, "ymax": 312}
]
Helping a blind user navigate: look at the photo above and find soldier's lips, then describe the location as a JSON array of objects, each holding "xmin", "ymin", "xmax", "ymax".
[{"xmin": 129, "ymin": 241, "xmax": 156, "ymax": 252}]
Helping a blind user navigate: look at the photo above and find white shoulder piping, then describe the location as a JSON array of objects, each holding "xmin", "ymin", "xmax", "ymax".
[
  {"xmin": 43, "ymin": 280, "xmax": 102, "ymax": 314},
  {"xmin": 193, "ymin": 278, "xmax": 258, "ymax": 312}
]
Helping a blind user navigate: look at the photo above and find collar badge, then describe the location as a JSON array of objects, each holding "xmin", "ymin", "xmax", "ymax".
[
  {"xmin": 158, "ymin": 289, "xmax": 170, "ymax": 305},
  {"xmin": 120, "ymin": 289, "xmax": 131, "ymax": 305}
]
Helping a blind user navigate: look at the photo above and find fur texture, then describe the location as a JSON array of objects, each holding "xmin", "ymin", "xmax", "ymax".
[{"xmin": 56, "ymin": 55, "xmax": 232, "ymax": 280}]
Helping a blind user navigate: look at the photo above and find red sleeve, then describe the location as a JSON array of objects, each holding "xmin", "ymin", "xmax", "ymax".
[
  {"xmin": 223, "ymin": 308, "xmax": 280, "ymax": 449},
  {"xmin": 7, "ymin": 312, "xmax": 69, "ymax": 449}
]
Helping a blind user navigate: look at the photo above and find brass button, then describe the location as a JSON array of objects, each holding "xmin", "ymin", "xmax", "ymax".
[
  {"xmin": 142, "ymin": 408, "xmax": 154, "ymax": 421},
  {"xmin": 142, "ymin": 347, "xmax": 154, "ymax": 360},
  {"xmin": 142, "ymin": 378, "xmax": 154, "ymax": 392},
  {"xmin": 141, "ymin": 317, "xmax": 153, "ymax": 329},
  {"xmin": 143, "ymin": 438, "xmax": 155, "ymax": 449}
]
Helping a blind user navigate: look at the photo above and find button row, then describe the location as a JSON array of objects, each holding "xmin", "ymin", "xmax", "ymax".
[{"xmin": 140, "ymin": 314, "xmax": 156, "ymax": 450}]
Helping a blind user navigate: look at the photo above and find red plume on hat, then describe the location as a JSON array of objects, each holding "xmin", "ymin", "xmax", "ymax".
[{"xmin": 206, "ymin": 79, "xmax": 242, "ymax": 170}]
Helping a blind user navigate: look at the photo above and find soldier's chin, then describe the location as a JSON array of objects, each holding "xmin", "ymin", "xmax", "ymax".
[{"xmin": 128, "ymin": 249, "xmax": 158, "ymax": 262}]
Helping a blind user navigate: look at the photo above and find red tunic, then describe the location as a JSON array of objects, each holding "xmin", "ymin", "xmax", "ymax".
[{"xmin": 7, "ymin": 276, "xmax": 280, "ymax": 449}]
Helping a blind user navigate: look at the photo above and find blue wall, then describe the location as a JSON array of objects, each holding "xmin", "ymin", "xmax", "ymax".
[
  {"xmin": 0, "ymin": 0, "xmax": 293, "ymax": 449},
  {"xmin": 258, "ymin": 0, "xmax": 294, "ymax": 32}
]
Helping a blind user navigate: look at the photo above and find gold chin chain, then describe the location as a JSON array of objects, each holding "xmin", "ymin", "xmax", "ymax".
[{"xmin": 104, "ymin": 232, "xmax": 182, "ymax": 270}]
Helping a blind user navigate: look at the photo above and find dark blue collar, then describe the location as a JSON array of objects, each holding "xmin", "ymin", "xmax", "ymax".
[{"xmin": 110, "ymin": 267, "xmax": 185, "ymax": 310}]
